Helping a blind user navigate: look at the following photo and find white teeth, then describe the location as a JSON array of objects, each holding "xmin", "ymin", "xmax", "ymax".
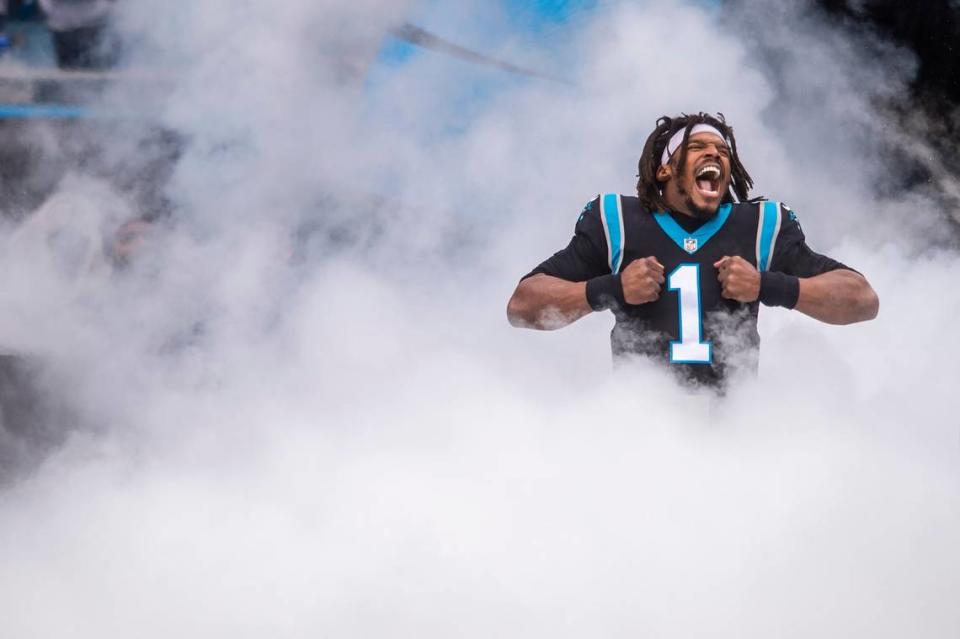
[
  {"xmin": 696, "ymin": 164, "xmax": 721, "ymax": 195},
  {"xmin": 696, "ymin": 164, "xmax": 721, "ymax": 179}
]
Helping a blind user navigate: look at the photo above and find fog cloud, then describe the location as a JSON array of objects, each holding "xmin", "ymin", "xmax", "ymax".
[{"xmin": 0, "ymin": 1, "xmax": 958, "ymax": 637}]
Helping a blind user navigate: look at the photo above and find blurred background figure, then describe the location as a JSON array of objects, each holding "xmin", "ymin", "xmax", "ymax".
[
  {"xmin": 0, "ymin": 0, "xmax": 44, "ymax": 59},
  {"xmin": 0, "ymin": 1, "xmax": 10, "ymax": 56},
  {"xmin": 106, "ymin": 216, "xmax": 154, "ymax": 269},
  {"xmin": 38, "ymin": 0, "xmax": 117, "ymax": 69}
]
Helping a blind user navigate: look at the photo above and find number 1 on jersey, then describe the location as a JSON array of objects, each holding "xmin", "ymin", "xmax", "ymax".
[{"xmin": 668, "ymin": 263, "xmax": 712, "ymax": 364}]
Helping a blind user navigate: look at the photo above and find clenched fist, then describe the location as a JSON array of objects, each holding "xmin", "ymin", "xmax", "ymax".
[
  {"xmin": 621, "ymin": 256, "xmax": 665, "ymax": 305},
  {"xmin": 714, "ymin": 255, "xmax": 760, "ymax": 302}
]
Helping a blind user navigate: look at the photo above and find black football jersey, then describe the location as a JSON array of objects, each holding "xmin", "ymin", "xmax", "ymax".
[{"xmin": 525, "ymin": 194, "xmax": 849, "ymax": 385}]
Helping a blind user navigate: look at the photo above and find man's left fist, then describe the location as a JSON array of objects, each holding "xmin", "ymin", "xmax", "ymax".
[{"xmin": 714, "ymin": 255, "xmax": 760, "ymax": 302}]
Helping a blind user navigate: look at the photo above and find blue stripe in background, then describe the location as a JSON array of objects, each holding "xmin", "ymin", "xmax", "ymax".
[{"xmin": 0, "ymin": 104, "xmax": 90, "ymax": 119}]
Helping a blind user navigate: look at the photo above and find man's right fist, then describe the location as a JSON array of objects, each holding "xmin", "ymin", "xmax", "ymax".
[{"xmin": 620, "ymin": 256, "xmax": 664, "ymax": 305}]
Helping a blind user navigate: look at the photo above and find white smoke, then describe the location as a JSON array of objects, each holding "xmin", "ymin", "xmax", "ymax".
[{"xmin": 0, "ymin": 1, "xmax": 958, "ymax": 637}]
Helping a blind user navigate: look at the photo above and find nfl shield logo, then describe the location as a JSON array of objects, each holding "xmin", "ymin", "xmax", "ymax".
[{"xmin": 684, "ymin": 237, "xmax": 698, "ymax": 253}]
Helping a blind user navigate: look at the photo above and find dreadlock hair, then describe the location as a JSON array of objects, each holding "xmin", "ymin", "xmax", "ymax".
[{"xmin": 636, "ymin": 112, "xmax": 754, "ymax": 213}]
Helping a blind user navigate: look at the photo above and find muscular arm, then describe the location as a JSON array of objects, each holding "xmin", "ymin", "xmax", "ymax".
[
  {"xmin": 795, "ymin": 269, "xmax": 879, "ymax": 325},
  {"xmin": 506, "ymin": 274, "xmax": 592, "ymax": 330},
  {"xmin": 508, "ymin": 258, "xmax": 664, "ymax": 329},
  {"xmin": 717, "ymin": 259, "xmax": 878, "ymax": 324},
  {"xmin": 508, "ymin": 197, "xmax": 608, "ymax": 330},
  {"xmin": 763, "ymin": 204, "xmax": 879, "ymax": 325}
]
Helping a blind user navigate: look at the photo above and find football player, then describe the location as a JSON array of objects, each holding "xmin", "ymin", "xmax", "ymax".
[{"xmin": 507, "ymin": 112, "xmax": 879, "ymax": 385}]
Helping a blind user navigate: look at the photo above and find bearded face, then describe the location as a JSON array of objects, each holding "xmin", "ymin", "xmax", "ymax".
[{"xmin": 658, "ymin": 132, "xmax": 732, "ymax": 220}]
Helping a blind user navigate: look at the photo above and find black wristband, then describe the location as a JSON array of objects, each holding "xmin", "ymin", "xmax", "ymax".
[
  {"xmin": 585, "ymin": 273, "xmax": 625, "ymax": 311},
  {"xmin": 759, "ymin": 271, "xmax": 800, "ymax": 309}
]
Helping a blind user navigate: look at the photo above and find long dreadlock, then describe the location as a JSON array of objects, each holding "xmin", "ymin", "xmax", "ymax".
[{"xmin": 636, "ymin": 112, "xmax": 754, "ymax": 213}]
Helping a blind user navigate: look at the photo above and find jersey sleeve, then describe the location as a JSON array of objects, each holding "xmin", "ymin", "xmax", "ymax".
[
  {"xmin": 769, "ymin": 204, "xmax": 855, "ymax": 277},
  {"xmin": 522, "ymin": 196, "xmax": 610, "ymax": 282}
]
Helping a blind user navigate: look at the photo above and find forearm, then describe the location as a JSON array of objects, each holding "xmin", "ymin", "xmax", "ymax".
[
  {"xmin": 794, "ymin": 269, "xmax": 879, "ymax": 325},
  {"xmin": 507, "ymin": 274, "xmax": 592, "ymax": 330}
]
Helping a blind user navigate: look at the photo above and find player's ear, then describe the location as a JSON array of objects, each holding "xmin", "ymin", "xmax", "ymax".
[{"xmin": 656, "ymin": 164, "xmax": 672, "ymax": 183}]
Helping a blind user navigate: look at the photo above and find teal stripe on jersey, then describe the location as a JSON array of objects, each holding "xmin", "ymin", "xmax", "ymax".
[
  {"xmin": 758, "ymin": 201, "xmax": 780, "ymax": 272},
  {"xmin": 601, "ymin": 193, "xmax": 624, "ymax": 273}
]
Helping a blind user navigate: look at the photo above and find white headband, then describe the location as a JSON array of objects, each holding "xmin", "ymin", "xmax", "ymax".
[{"xmin": 660, "ymin": 124, "xmax": 726, "ymax": 167}]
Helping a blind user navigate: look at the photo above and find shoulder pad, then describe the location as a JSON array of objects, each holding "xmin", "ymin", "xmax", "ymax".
[
  {"xmin": 781, "ymin": 203, "xmax": 798, "ymax": 222},
  {"xmin": 578, "ymin": 194, "xmax": 601, "ymax": 222}
]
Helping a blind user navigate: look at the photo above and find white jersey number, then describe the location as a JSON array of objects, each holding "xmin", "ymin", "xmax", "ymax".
[{"xmin": 667, "ymin": 263, "xmax": 712, "ymax": 364}]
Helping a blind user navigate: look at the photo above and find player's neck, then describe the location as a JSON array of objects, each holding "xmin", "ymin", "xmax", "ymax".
[
  {"xmin": 662, "ymin": 194, "xmax": 698, "ymax": 219},
  {"xmin": 663, "ymin": 195, "xmax": 719, "ymax": 225}
]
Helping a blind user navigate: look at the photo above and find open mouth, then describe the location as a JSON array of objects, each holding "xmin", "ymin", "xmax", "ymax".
[{"xmin": 695, "ymin": 164, "xmax": 722, "ymax": 197}]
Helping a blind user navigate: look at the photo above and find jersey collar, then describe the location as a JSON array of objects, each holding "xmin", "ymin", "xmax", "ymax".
[{"xmin": 653, "ymin": 203, "xmax": 732, "ymax": 254}]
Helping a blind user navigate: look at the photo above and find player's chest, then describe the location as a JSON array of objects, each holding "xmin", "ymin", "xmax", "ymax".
[{"xmin": 619, "ymin": 212, "xmax": 759, "ymax": 274}]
